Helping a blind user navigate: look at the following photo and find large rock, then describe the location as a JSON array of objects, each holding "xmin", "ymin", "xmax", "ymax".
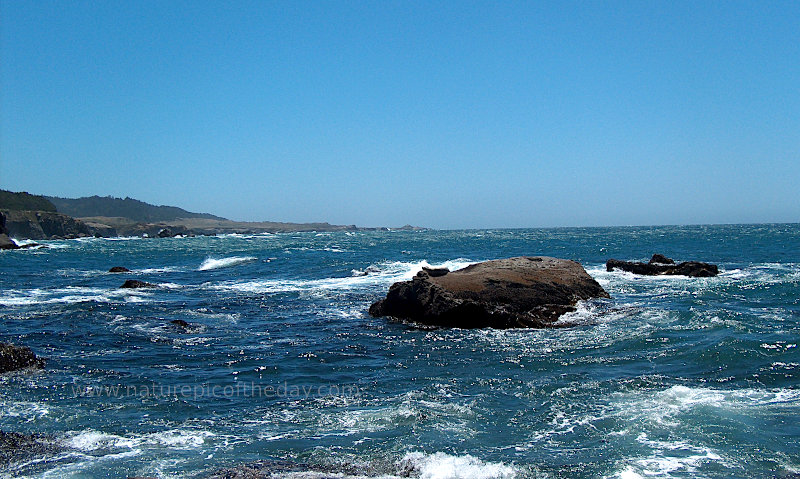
[
  {"xmin": 606, "ymin": 254, "xmax": 719, "ymax": 277},
  {"xmin": 0, "ymin": 343, "xmax": 45, "ymax": 373},
  {"xmin": 369, "ymin": 257, "xmax": 610, "ymax": 329}
]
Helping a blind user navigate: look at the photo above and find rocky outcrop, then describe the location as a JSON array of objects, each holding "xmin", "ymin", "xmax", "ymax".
[
  {"xmin": 120, "ymin": 280, "xmax": 156, "ymax": 289},
  {"xmin": 1, "ymin": 210, "xmax": 92, "ymax": 240},
  {"xmin": 0, "ymin": 234, "xmax": 17, "ymax": 250},
  {"xmin": 157, "ymin": 225, "xmax": 192, "ymax": 238},
  {"xmin": 81, "ymin": 220, "xmax": 117, "ymax": 238},
  {"xmin": 0, "ymin": 343, "xmax": 45, "ymax": 373},
  {"xmin": 109, "ymin": 266, "xmax": 131, "ymax": 273},
  {"xmin": 369, "ymin": 256, "xmax": 610, "ymax": 329},
  {"xmin": 0, "ymin": 213, "xmax": 16, "ymax": 249},
  {"xmin": 606, "ymin": 254, "xmax": 719, "ymax": 277}
]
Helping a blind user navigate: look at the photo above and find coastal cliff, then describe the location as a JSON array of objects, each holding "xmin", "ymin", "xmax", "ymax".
[{"xmin": 0, "ymin": 210, "xmax": 92, "ymax": 240}]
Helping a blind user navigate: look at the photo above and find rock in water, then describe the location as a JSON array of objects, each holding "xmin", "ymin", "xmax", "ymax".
[
  {"xmin": 369, "ymin": 256, "xmax": 610, "ymax": 329},
  {"xmin": 0, "ymin": 234, "xmax": 18, "ymax": 250},
  {"xmin": 0, "ymin": 343, "xmax": 45, "ymax": 373},
  {"xmin": 649, "ymin": 254, "xmax": 675, "ymax": 265},
  {"xmin": 108, "ymin": 266, "xmax": 131, "ymax": 273},
  {"xmin": 606, "ymin": 255, "xmax": 719, "ymax": 277},
  {"xmin": 0, "ymin": 431, "xmax": 62, "ymax": 466},
  {"xmin": 120, "ymin": 279, "xmax": 156, "ymax": 289}
]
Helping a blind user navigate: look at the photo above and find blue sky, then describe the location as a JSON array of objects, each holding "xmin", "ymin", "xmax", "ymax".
[{"xmin": 1, "ymin": 1, "xmax": 798, "ymax": 228}]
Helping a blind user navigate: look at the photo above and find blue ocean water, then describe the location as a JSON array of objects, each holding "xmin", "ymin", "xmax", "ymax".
[{"xmin": 1, "ymin": 225, "xmax": 798, "ymax": 478}]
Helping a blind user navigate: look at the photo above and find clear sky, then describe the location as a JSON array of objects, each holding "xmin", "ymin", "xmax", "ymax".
[{"xmin": 1, "ymin": 1, "xmax": 798, "ymax": 228}]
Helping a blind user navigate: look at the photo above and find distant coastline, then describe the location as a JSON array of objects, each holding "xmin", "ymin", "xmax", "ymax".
[{"xmin": 0, "ymin": 190, "xmax": 425, "ymax": 241}]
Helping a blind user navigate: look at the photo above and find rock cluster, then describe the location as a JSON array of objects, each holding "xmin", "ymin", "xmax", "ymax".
[
  {"xmin": 606, "ymin": 254, "xmax": 719, "ymax": 277},
  {"xmin": 369, "ymin": 256, "xmax": 609, "ymax": 328}
]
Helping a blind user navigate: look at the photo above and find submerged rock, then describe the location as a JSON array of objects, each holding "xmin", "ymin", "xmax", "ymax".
[
  {"xmin": 120, "ymin": 279, "xmax": 156, "ymax": 289},
  {"xmin": 0, "ymin": 343, "xmax": 45, "ymax": 373},
  {"xmin": 369, "ymin": 256, "xmax": 610, "ymax": 329},
  {"xmin": 606, "ymin": 254, "xmax": 719, "ymax": 277},
  {"xmin": 170, "ymin": 319, "xmax": 190, "ymax": 328}
]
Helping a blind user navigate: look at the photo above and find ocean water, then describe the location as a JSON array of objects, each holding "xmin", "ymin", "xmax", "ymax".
[{"xmin": 1, "ymin": 225, "xmax": 798, "ymax": 478}]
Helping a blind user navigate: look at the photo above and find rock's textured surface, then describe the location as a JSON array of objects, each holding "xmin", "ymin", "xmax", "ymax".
[{"xmin": 369, "ymin": 256, "xmax": 609, "ymax": 328}]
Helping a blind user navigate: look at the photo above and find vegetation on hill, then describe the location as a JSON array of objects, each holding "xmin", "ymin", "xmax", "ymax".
[
  {"xmin": 46, "ymin": 195, "xmax": 227, "ymax": 222},
  {"xmin": 0, "ymin": 190, "xmax": 58, "ymax": 212}
]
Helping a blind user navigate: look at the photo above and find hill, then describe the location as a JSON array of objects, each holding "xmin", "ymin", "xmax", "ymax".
[
  {"xmin": 46, "ymin": 195, "xmax": 227, "ymax": 223},
  {"xmin": 0, "ymin": 190, "xmax": 58, "ymax": 212}
]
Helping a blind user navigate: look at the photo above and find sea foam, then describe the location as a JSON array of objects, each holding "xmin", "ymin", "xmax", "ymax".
[
  {"xmin": 399, "ymin": 452, "xmax": 517, "ymax": 479},
  {"xmin": 198, "ymin": 256, "xmax": 258, "ymax": 271}
]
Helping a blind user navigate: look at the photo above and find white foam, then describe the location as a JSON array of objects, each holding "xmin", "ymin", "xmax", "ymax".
[
  {"xmin": 64, "ymin": 428, "xmax": 215, "ymax": 452},
  {"xmin": 607, "ymin": 433, "xmax": 725, "ymax": 478},
  {"xmin": 399, "ymin": 452, "xmax": 517, "ymax": 479},
  {"xmin": 210, "ymin": 258, "xmax": 475, "ymax": 295},
  {"xmin": 0, "ymin": 286, "xmax": 153, "ymax": 307},
  {"xmin": 0, "ymin": 400, "xmax": 50, "ymax": 422},
  {"xmin": 198, "ymin": 256, "xmax": 258, "ymax": 271},
  {"xmin": 136, "ymin": 266, "xmax": 183, "ymax": 274}
]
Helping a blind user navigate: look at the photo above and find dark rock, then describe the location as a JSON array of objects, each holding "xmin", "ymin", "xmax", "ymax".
[
  {"xmin": 0, "ymin": 234, "xmax": 18, "ymax": 250},
  {"xmin": 120, "ymin": 279, "xmax": 156, "ymax": 289},
  {"xmin": 369, "ymin": 256, "xmax": 610, "ymax": 329},
  {"xmin": 421, "ymin": 266, "xmax": 449, "ymax": 277},
  {"xmin": 0, "ymin": 343, "xmax": 45, "ymax": 373},
  {"xmin": 170, "ymin": 319, "xmax": 190, "ymax": 328},
  {"xmin": 157, "ymin": 225, "xmax": 191, "ymax": 238},
  {"xmin": 606, "ymin": 256, "xmax": 719, "ymax": 277},
  {"xmin": 0, "ymin": 431, "xmax": 63, "ymax": 466},
  {"xmin": 649, "ymin": 254, "xmax": 675, "ymax": 265},
  {"xmin": 109, "ymin": 266, "xmax": 131, "ymax": 273}
]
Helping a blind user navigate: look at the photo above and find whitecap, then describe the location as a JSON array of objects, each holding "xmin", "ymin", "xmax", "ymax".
[
  {"xmin": 63, "ymin": 428, "xmax": 216, "ymax": 452},
  {"xmin": 198, "ymin": 256, "xmax": 258, "ymax": 271},
  {"xmin": 210, "ymin": 258, "xmax": 476, "ymax": 295},
  {"xmin": 0, "ymin": 286, "xmax": 153, "ymax": 307},
  {"xmin": 399, "ymin": 451, "xmax": 517, "ymax": 479}
]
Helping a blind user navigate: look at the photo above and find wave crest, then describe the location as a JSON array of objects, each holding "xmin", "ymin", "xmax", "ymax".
[{"xmin": 198, "ymin": 256, "xmax": 258, "ymax": 271}]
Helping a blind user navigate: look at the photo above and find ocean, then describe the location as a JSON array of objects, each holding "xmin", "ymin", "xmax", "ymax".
[{"xmin": 1, "ymin": 224, "xmax": 798, "ymax": 478}]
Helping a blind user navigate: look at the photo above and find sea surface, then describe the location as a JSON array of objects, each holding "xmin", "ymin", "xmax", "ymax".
[{"xmin": 1, "ymin": 225, "xmax": 798, "ymax": 478}]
